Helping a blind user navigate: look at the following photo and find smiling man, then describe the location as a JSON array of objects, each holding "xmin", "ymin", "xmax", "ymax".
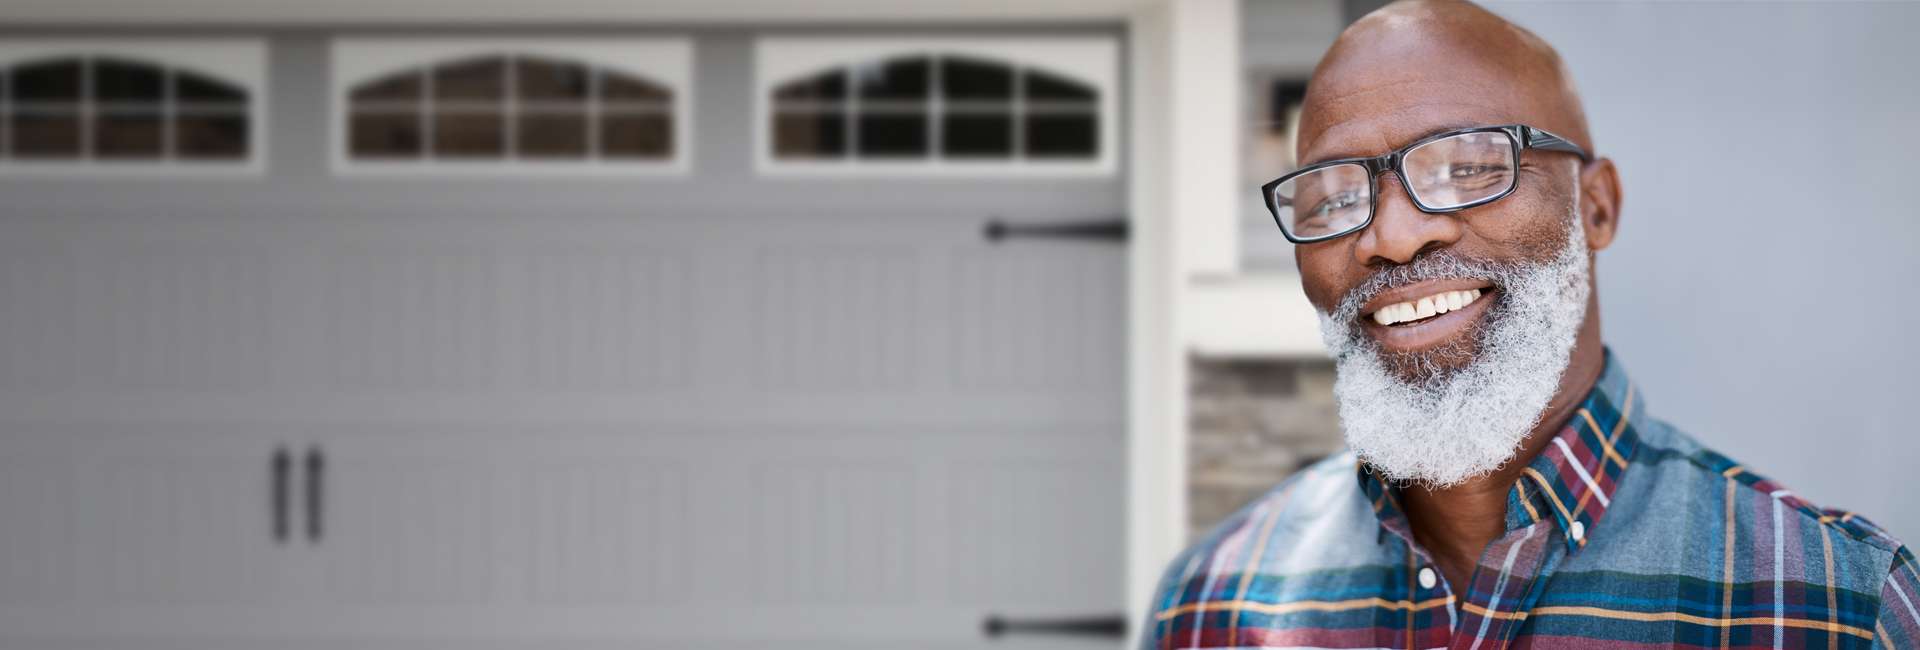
[{"xmin": 1141, "ymin": 1, "xmax": 1919, "ymax": 648}]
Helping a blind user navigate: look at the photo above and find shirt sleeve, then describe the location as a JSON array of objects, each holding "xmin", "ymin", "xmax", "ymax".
[
  {"xmin": 1138, "ymin": 547, "xmax": 1201, "ymax": 650},
  {"xmin": 1137, "ymin": 606, "xmax": 1163, "ymax": 650},
  {"xmin": 1875, "ymin": 549, "xmax": 1920, "ymax": 648},
  {"xmin": 1138, "ymin": 530, "xmax": 1230, "ymax": 650}
]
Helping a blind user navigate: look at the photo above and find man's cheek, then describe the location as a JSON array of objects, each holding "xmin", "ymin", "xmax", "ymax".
[
  {"xmin": 1303, "ymin": 278, "xmax": 1346, "ymax": 315},
  {"xmin": 1297, "ymin": 253, "xmax": 1352, "ymax": 313},
  {"xmin": 1479, "ymin": 203, "xmax": 1574, "ymax": 261}
]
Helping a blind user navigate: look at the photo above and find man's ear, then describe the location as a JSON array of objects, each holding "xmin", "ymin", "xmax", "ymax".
[{"xmin": 1578, "ymin": 157, "xmax": 1622, "ymax": 251}]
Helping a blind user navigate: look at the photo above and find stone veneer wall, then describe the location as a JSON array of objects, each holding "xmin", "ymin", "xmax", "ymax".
[{"xmin": 1187, "ymin": 356, "xmax": 1345, "ymax": 540}]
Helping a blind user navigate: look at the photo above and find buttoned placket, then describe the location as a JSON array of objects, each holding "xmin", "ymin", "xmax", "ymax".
[
  {"xmin": 1360, "ymin": 352, "xmax": 1639, "ymax": 650},
  {"xmin": 1369, "ymin": 472, "xmax": 1584, "ymax": 650},
  {"xmin": 1441, "ymin": 479, "xmax": 1573, "ymax": 650}
]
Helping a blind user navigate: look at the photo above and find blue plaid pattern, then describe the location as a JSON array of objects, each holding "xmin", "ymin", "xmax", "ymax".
[{"xmin": 1143, "ymin": 350, "xmax": 1919, "ymax": 649}]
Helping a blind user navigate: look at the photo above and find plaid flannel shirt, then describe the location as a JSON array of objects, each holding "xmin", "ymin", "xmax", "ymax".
[{"xmin": 1144, "ymin": 350, "xmax": 1920, "ymax": 649}]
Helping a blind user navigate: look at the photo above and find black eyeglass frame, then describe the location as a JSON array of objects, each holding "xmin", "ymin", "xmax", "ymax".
[{"xmin": 1260, "ymin": 124, "xmax": 1592, "ymax": 244}]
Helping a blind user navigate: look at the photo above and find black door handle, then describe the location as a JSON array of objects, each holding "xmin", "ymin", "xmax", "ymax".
[
  {"xmin": 983, "ymin": 216, "xmax": 1128, "ymax": 243},
  {"xmin": 303, "ymin": 445, "xmax": 324, "ymax": 544},
  {"xmin": 981, "ymin": 614, "xmax": 1127, "ymax": 640},
  {"xmin": 270, "ymin": 446, "xmax": 291, "ymax": 544}
]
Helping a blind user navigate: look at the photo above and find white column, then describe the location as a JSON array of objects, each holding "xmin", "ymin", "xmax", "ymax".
[
  {"xmin": 1125, "ymin": 0, "xmax": 1241, "ymax": 645},
  {"xmin": 1172, "ymin": 0, "xmax": 1245, "ymax": 280},
  {"xmin": 1125, "ymin": 4, "xmax": 1179, "ymax": 645}
]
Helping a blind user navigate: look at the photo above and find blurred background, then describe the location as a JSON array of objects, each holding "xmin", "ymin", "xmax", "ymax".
[{"xmin": 0, "ymin": 0, "xmax": 1913, "ymax": 648}]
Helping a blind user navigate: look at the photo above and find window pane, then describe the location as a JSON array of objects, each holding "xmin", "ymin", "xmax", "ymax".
[
  {"xmin": 94, "ymin": 58, "xmax": 165, "ymax": 103},
  {"xmin": 351, "ymin": 72, "xmax": 423, "ymax": 103},
  {"xmin": 857, "ymin": 113, "xmax": 927, "ymax": 157},
  {"xmin": 94, "ymin": 111, "xmax": 164, "ymax": 158},
  {"xmin": 942, "ymin": 113, "xmax": 1012, "ymax": 157},
  {"xmin": 1024, "ymin": 113, "xmax": 1097, "ymax": 158},
  {"xmin": 516, "ymin": 112, "xmax": 587, "ymax": 158},
  {"xmin": 176, "ymin": 113, "xmax": 248, "ymax": 159},
  {"xmin": 1023, "ymin": 70, "xmax": 1096, "ymax": 102},
  {"xmin": 10, "ymin": 112, "xmax": 81, "ymax": 157},
  {"xmin": 775, "ymin": 71, "xmax": 846, "ymax": 102},
  {"xmin": 433, "ymin": 111, "xmax": 505, "ymax": 157},
  {"xmin": 773, "ymin": 111, "xmax": 846, "ymax": 158},
  {"xmin": 516, "ymin": 57, "xmax": 590, "ymax": 102},
  {"xmin": 600, "ymin": 113, "xmax": 671, "ymax": 158},
  {"xmin": 433, "ymin": 57, "xmax": 506, "ymax": 102},
  {"xmin": 855, "ymin": 57, "xmax": 929, "ymax": 102},
  {"xmin": 13, "ymin": 59, "xmax": 82, "ymax": 102},
  {"xmin": 349, "ymin": 111, "xmax": 422, "ymax": 158},
  {"xmin": 176, "ymin": 71, "xmax": 246, "ymax": 104},
  {"xmin": 601, "ymin": 71, "xmax": 669, "ymax": 102},
  {"xmin": 941, "ymin": 57, "xmax": 1012, "ymax": 101}
]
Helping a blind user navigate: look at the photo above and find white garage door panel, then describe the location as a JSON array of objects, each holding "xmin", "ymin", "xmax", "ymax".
[
  {"xmin": 68, "ymin": 437, "xmax": 283, "ymax": 606},
  {"xmin": 217, "ymin": 429, "xmax": 1117, "ymax": 644},
  {"xmin": 0, "ymin": 244, "xmax": 275, "ymax": 392},
  {"xmin": 0, "ymin": 27, "xmax": 1125, "ymax": 649},
  {"xmin": 312, "ymin": 442, "xmax": 506, "ymax": 605},
  {"xmin": 0, "ymin": 217, "xmax": 1118, "ymax": 421},
  {"xmin": 0, "ymin": 430, "xmax": 298, "ymax": 639},
  {"xmin": 306, "ymin": 434, "xmax": 690, "ymax": 608},
  {"xmin": 0, "ymin": 433, "xmax": 1121, "ymax": 644},
  {"xmin": 0, "ymin": 220, "xmax": 1123, "ymax": 646},
  {"xmin": 0, "ymin": 435, "xmax": 78, "ymax": 607}
]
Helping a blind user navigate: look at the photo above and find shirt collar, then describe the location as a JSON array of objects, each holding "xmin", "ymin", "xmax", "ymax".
[{"xmin": 1356, "ymin": 348, "xmax": 1644, "ymax": 554}]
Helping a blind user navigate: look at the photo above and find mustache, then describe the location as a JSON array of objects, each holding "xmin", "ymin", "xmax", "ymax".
[{"xmin": 1329, "ymin": 249, "xmax": 1533, "ymax": 324}]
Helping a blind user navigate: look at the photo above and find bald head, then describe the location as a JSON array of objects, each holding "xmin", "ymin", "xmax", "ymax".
[
  {"xmin": 1285, "ymin": 0, "xmax": 1625, "ymax": 397},
  {"xmin": 1297, "ymin": 0, "xmax": 1593, "ymax": 166},
  {"xmin": 1285, "ymin": 0, "xmax": 1626, "ymax": 494}
]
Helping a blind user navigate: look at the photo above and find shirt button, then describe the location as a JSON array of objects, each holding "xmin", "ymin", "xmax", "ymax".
[
  {"xmin": 1570, "ymin": 520, "xmax": 1586, "ymax": 542},
  {"xmin": 1418, "ymin": 567, "xmax": 1437, "ymax": 589}
]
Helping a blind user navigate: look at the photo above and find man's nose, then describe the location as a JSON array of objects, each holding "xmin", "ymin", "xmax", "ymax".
[{"xmin": 1350, "ymin": 172, "xmax": 1465, "ymax": 267}]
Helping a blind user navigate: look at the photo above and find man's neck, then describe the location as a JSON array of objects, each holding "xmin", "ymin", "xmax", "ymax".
[{"xmin": 1397, "ymin": 312, "xmax": 1606, "ymax": 590}]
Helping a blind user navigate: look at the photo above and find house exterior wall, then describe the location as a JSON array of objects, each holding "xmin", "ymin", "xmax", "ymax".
[
  {"xmin": 1186, "ymin": 356, "xmax": 1342, "ymax": 539},
  {"xmin": 1486, "ymin": 1, "xmax": 1920, "ymax": 543}
]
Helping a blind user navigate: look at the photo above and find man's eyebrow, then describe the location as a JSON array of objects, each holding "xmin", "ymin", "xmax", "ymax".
[{"xmin": 1299, "ymin": 122, "xmax": 1489, "ymax": 168}]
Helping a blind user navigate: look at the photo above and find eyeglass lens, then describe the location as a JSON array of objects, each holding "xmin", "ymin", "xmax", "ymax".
[{"xmin": 1272, "ymin": 130, "xmax": 1519, "ymax": 240}]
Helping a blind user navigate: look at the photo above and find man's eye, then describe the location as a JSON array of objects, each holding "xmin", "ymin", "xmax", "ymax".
[
  {"xmin": 1310, "ymin": 191, "xmax": 1362, "ymax": 217},
  {"xmin": 1449, "ymin": 164, "xmax": 1506, "ymax": 178}
]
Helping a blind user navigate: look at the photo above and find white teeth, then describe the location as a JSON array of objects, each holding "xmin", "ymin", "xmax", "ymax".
[{"xmin": 1369, "ymin": 288, "xmax": 1486, "ymax": 326}]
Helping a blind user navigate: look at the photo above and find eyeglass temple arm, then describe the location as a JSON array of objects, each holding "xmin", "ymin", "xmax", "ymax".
[{"xmin": 1523, "ymin": 126, "xmax": 1592, "ymax": 161}]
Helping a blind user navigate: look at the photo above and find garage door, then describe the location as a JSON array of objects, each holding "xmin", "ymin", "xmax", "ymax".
[{"xmin": 0, "ymin": 29, "xmax": 1127, "ymax": 649}]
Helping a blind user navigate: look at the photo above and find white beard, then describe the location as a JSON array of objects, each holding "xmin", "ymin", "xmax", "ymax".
[{"xmin": 1317, "ymin": 216, "xmax": 1591, "ymax": 489}]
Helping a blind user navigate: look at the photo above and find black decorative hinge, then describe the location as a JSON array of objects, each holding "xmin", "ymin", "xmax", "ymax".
[
  {"xmin": 981, "ymin": 614, "xmax": 1127, "ymax": 640},
  {"xmin": 983, "ymin": 216, "xmax": 1128, "ymax": 243}
]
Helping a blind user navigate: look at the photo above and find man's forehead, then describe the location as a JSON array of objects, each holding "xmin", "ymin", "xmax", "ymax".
[
  {"xmin": 1296, "ymin": 78, "xmax": 1536, "ymax": 164},
  {"xmin": 1294, "ymin": 0, "xmax": 1591, "ymax": 165}
]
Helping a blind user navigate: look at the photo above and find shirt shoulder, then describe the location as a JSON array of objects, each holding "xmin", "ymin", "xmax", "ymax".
[
  {"xmin": 1142, "ymin": 451, "xmax": 1393, "ymax": 631},
  {"xmin": 1612, "ymin": 417, "xmax": 1909, "ymax": 601},
  {"xmin": 1176, "ymin": 450, "xmax": 1378, "ymax": 569},
  {"xmin": 1636, "ymin": 417, "xmax": 1905, "ymax": 555}
]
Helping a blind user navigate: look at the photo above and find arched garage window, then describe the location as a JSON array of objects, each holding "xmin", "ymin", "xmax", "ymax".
[
  {"xmin": 0, "ymin": 40, "xmax": 263, "ymax": 172},
  {"xmin": 756, "ymin": 38, "xmax": 1118, "ymax": 176},
  {"xmin": 331, "ymin": 38, "xmax": 691, "ymax": 174}
]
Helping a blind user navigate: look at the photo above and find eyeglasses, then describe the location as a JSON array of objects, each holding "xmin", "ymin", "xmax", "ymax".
[{"xmin": 1261, "ymin": 124, "xmax": 1591, "ymax": 244}]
